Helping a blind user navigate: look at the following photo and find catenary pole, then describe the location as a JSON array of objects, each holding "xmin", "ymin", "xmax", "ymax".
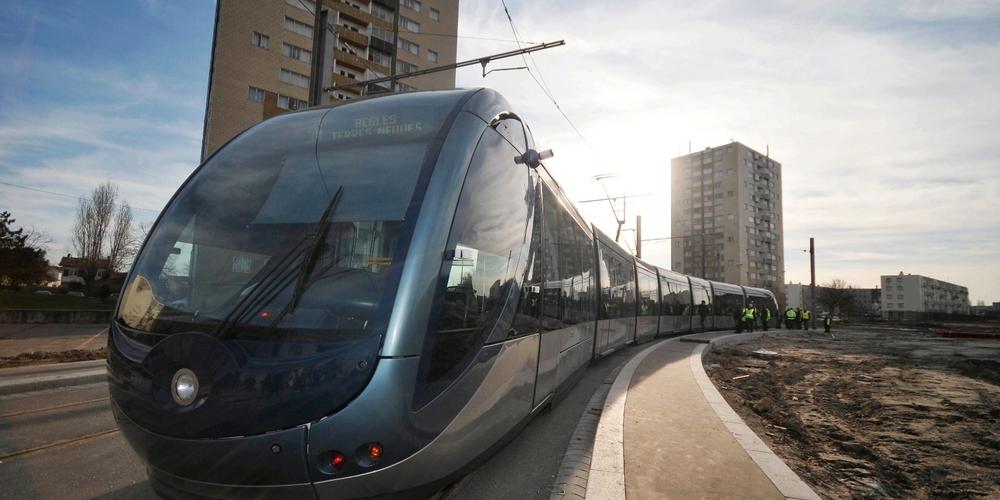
[
  {"xmin": 810, "ymin": 237, "xmax": 816, "ymax": 329},
  {"xmin": 389, "ymin": 0, "xmax": 401, "ymax": 93}
]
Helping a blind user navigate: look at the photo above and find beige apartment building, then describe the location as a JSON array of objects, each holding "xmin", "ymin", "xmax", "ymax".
[
  {"xmin": 670, "ymin": 142, "xmax": 785, "ymax": 301},
  {"xmin": 201, "ymin": 0, "xmax": 459, "ymax": 160},
  {"xmin": 881, "ymin": 272, "xmax": 970, "ymax": 320}
]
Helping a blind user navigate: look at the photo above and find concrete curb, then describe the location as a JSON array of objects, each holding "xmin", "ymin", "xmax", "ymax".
[
  {"xmin": 694, "ymin": 333, "xmax": 822, "ymax": 500},
  {"xmin": 0, "ymin": 361, "xmax": 108, "ymax": 396},
  {"xmin": 548, "ymin": 358, "xmax": 628, "ymax": 499}
]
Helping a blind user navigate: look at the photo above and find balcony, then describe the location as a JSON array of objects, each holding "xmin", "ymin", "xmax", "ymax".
[
  {"xmin": 330, "ymin": 0, "xmax": 376, "ymax": 26},
  {"xmin": 331, "ymin": 72, "xmax": 361, "ymax": 90},
  {"xmin": 334, "ymin": 49, "xmax": 376, "ymax": 71},
  {"xmin": 336, "ymin": 24, "xmax": 369, "ymax": 46}
]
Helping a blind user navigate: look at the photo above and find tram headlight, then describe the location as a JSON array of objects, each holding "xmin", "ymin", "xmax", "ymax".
[{"xmin": 171, "ymin": 368, "xmax": 199, "ymax": 406}]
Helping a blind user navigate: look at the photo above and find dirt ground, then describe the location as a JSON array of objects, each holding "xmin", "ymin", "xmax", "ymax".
[
  {"xmin": 705, "ymin": 327, "xmax": 1000, "ymax": 499},
  {"xmin": 0, "ymin": 348, "xmax": 106, "ymax": 368}
]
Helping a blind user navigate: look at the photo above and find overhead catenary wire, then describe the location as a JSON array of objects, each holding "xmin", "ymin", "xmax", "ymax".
[
  {"xmin": 0, "ymin": 180, "xmax": 161, "ymax": 214},
  {"xmin": 496, "ymin": 0, "xmax": 597, "ymax": 155}
]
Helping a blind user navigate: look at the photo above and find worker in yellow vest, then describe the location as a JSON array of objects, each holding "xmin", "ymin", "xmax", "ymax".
[
  {"xmin": 784, "ymin": 307, "xmax": 795, "ymax": 329},
  {"xmin": 801, "ymin": 309, "xmax": 811, "ymax": 330},
  {"xmin": 762, "ymin": 306, "xmax": 771, "ymax": 331}
]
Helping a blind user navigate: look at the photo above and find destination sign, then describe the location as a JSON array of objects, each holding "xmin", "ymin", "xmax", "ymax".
[{"xmin": 328, "ymin": 113, "xmax": 429, "ymax": 141}]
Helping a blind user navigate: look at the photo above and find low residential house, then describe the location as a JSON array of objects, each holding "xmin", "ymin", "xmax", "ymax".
[{"xmin": 58, "ymin": 255, "xmax": 111, "ymax": 287}]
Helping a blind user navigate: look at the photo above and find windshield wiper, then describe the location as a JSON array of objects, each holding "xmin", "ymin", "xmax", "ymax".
[
  {"xmin": 214, "ymin": 186, "xmax": 344, "ymax": 339},
  {"xmin": 271, "ymin": 186, "xmax": 345, "ymax": 322}
]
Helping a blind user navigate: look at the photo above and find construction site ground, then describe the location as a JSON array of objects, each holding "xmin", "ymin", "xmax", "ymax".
[{"xmin": 705, "ymin": 326, "xmax": 1000, "ymax": 499}]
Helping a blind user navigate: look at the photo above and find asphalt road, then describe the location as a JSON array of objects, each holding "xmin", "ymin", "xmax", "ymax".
[{"xmin": 0, "ymin": 344, "xmax": 642, "ymax": 500}]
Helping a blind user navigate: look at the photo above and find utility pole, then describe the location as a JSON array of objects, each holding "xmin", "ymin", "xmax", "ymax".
[
  {"xmin": 810, "ymin": 237, "xmax": 816, "ymax": 329},
  {"xmin": 308, "ymin": 3, "xmax": 334, "ymax": 106},
  {"xmin": 388, "ymin": 0, "xmax": 401, "ymax": 93},
  {"xmin": 636, "ymin": 215, "xmax": 642, "ymax": 259}
]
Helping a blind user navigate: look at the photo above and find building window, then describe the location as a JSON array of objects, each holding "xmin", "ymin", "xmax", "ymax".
[
  {"xmin": 286, "ymin": 0, "xmax": 315, "ymax": 12},
  {"xmin": 370, "ymin": 49, "xmax": 393, "ymax": 66},
  {"xmin": 397, "ymin": 60, "xmax": 417, "ymax": 74},
  {"xmin": 427, "ymin": 49, "xmax": 439, "ymax": 63},
  {"xmin": 279, "ymin": 68, "xmax": 310, "ymax": 88},
  {"xmin": 372, "ymin": 26, "xmax": 392, "ymax": 42},
  {"xmin": 372, "ymin": 3, "xmax": 393, "ymax": 21},
  {"xmin": 284, "ymin": 16, "xmax": 313, "ymax": 38},
  {"xmin": 282, "ymin": 42, "xmax": 312, "ymax": 63},
  {"xmin": 430, "ymin": 7, "xmax": 440, "ymax": 21},
  {"xmin": 400, "ymin": 15, "xmax": 420, "ymax": 32},
  {"xmin": 251, "ymin": 31, "xmax": 269, "ymax": 49},
  {"xmin": 277, "ymin": 94, "xmax": 308, "ymax": 110},
  {"xmin": 247, "ymin": 86, "xmax": 266, "ymax": 103},
  {"xmin": 401, "ymin": 0, "xmax": 421, "ymax": 12},
  {"xmin": 398, "ymin": 37, "xmax": 419, "ymax": 55},
  {"xmin": 398, "ymin": 82, "xmax": 417, "ymax": 92}
]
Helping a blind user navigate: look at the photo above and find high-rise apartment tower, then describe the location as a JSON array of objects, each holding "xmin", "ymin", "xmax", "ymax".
[
  {"xmin": 670, "ymin": 142, "xmax": 785, "ymax": 301},
  {"xmin": 201, "ymin": 0, "xmax": 459, "ymax": 160}
]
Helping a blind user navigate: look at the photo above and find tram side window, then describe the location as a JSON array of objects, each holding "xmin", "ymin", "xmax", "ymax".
[
  {"xmin": 622, "ymin": 258, "xmax": 636, "ymax": 317},
  {"xmin": 539, "ymin": 184, "xmax": 594, "ymax": 329},
  {"xmin": 572, "ymin": 220, "xmax": 595, "ymax": 323},
  {"xmin": 714, "ymin": 290, "xmax": 740, "ymax": 318},
  {"xmin": 692, "ymin": 286, "xmax": 710, "ymax": 316},
  {"xmin": 511, "ymin": 182, "xmax": 541, "ymax": 336},
  {"xmin": 659, "ymin": 279, "xmax": 672, "ymax": 315},
  {"xmin": 541, "ymin": 184, "xmax": 563, "ymax": 330},
  {"xmin": 638, "ymin": 272, "xmax": 658, "ymax": 316},
  {"xmin": 599, "ymin": 244, "xmax": 633, "ymax": 320},
  {"xmin": 421, "ymin": 128, "xmax": 530, "ymax": 398}
]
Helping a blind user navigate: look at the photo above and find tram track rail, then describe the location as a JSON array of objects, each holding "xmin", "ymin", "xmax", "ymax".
[
  {"xmin": 0, "ymin": 428, "xmax": 120, "ymax": 461},
  {"xmin": 0, "ymin": 396, "xmax": 110, "ymax": 420}
]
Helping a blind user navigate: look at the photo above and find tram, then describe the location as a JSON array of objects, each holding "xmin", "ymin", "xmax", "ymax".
[{"xmin": 107, "ymin": 88, "xmax": 778, "ymax": 499}]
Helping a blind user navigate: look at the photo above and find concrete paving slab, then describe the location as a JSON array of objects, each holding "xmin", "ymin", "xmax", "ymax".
[{"xmin": 623, "ymin": 339, "xmax": 785, "ymax": 500}]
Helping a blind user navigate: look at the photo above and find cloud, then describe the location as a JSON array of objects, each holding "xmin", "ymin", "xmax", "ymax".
[{"xmin": 456, "ymin": 0, "xmax": 1000, "ymax": 302}]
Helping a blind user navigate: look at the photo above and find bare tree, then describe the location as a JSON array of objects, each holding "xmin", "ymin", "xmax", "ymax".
[
  {"xmin": 818, "ymin": 279, "xmax": 855, "ymax": 317},
  {"xmin": 22, "ymin": 226, "xmax": 54, "ymax": 254},
  {"xmin": 107, "ymin": 201, "xmax": 139, "ymax": 272},
  {"xmin": 71, "ymin": 181, "xmax": 117, "ymax": 264}
]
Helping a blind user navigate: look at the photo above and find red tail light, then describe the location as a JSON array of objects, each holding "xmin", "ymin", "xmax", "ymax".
[{"xmin": 330, "ymin": 451, "xmax": 346, "ymax": 470}]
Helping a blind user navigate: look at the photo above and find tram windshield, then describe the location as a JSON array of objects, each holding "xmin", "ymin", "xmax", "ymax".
[{"xmin": 118, "ymin": 92, "xmax": 463, "ymax": 340}]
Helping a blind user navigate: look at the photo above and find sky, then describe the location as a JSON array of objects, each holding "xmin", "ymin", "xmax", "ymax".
[{"xmin": 1, "ymin": 0, "xmax": 998, "ymax": 303}]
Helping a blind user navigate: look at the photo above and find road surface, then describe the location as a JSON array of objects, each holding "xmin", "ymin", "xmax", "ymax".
[{"xmin": 0, "ymin": 345, "xmax": 641, "ymax": 499}]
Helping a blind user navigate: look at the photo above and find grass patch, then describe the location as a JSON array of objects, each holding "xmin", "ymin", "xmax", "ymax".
[{"xmin": 0, "ymin": 290, "xmax": 114, "ymax": 310}]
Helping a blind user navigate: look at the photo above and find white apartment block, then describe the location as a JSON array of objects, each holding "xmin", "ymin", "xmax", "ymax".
[{"xmin": 881, "ymin": 272, "xmax": 970, "ymax": 320}]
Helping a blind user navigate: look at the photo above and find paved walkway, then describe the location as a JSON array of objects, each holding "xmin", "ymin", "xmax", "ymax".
[
  {"xmin": 586, "ymin": 332, "xmax": 820, "ymax": 500},
  {"xmin": 0, "ymin": 324, "xmax": 108, "ymax": 357}
]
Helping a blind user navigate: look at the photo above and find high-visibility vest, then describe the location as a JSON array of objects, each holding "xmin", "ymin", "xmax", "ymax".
[
  {"xmin": 785, "ymin": 309, "xmax": 796, "ymax": 319},
  {"xmin": 742, "ymin": 308, "xmax": 754, "ymax": 321},
  {"xmin": 764, "ymin": 309, "xmax": 771, "ymax": 321},
  {"xmin": 824, "ymin": 317, "xmax": 832, "ymax": 326},
  {"xmin": 803, "ymin": 310, "xmax": 811, "ymax": 320}
]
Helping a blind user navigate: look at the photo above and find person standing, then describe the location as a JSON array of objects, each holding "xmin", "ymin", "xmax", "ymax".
[
  {"xmin": 733, "ymin": 305, "xmax": 743, "ymax": 333},
  {"xmin": 823, "ymin": 313, "xmax": 832, "ymax": 332},
  {"xmin": 697, "ymin": 300, "xmax": 709, "ymax": 332},
  {"xmin": 762, "ymin": 306, "xmax": 771, "ymax": 331},
  {"xmin": 802, "ymin": 309, "xmax": 811, "ymax": 330},
  {"xmin": 784, "ymin": 307, "xmax": 796, "ymax": 329},
  {"xmin": 742, "ymin": 303, "xmax": 755, "ymax": 333}
]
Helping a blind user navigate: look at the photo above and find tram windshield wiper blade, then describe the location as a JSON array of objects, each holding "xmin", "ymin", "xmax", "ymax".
[{"xmin": 279, "ymin": 186, "xmax": 345, "ymax": 317}]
